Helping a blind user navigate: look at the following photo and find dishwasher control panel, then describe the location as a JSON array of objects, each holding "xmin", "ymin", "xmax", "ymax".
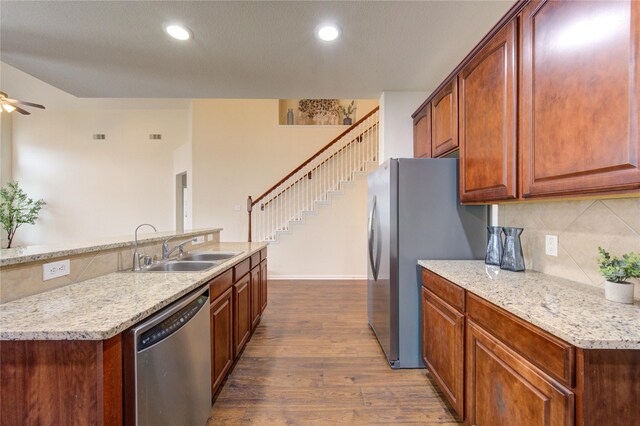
[{"xmin": 138, "ymin": 294, "xmax": 207, "ymax": 351}]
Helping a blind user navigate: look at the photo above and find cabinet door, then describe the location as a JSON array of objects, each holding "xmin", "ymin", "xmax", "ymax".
[
  {"xmin": 431, "ymin": 79, "xmax": 459, "ymax": 157},
  {"xmin": 413, "ymin": 104, "xmax": 432, "ymax": 158},
  {"xmin": 210, "ymin": 288, "xmax": 233, "ymax": 395},
  {"xmin": 250, "ymin": 266, "xmax": 261, "ymax": 330},
  {"xmin": 520, "ymin": 0, "xmax": 640, "ymax": 197},
  {"xmin": 233, "ymin": 274, "xmax": 251, "ymax": 357},
  {"xmin": 260, "ymin": 260, "xmax": 268, "ymax": 313},
  {"xmin": 423, "ymin": 288, "xmax": 465, "ymax": 419},
  {"xmin": 466, "ymin": 319, "xmax": 574, "ymax": 426},
  {"xmin": 459, "ymin": 20, "xmax": 517, "ymax": 202}
]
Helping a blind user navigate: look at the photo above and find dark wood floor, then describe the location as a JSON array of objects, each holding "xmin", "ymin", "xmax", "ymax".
[{"xmin": 208, "ymin": 280, "xmax": 462, "ymax": 425}]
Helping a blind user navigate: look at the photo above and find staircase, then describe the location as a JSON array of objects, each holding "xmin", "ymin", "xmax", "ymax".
[{"xmin": 247, "ymin": 107, "xmax": 379, "ymax": 242}]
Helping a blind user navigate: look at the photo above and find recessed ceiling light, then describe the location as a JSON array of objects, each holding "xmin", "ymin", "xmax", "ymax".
[
  {"xmin": 317, "ymin": 25, "xmax": 341, "ymax": 42},
  {"xmin": 165, "ymin": 24, "xmax": 192, "ymax": 41}
]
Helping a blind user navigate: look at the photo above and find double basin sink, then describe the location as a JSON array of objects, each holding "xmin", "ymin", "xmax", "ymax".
[{"xmin": 142, "ymin": 252, "xmax": 241, "ymax": 273}]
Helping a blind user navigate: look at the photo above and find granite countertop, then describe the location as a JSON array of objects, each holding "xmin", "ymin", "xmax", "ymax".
[
  {"xmin": 0, "ymin": 242, "xmax": 267, "ymax": 341},
  {"xmin": 418, "ymin": 260, "xmax": 640, "ymax": 350},
  {"xmin": 0, "ymin": 227, "xmax": 223, "ymax": 267}
]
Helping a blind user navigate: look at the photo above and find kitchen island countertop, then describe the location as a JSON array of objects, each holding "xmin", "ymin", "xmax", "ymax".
[
  {"xmin": 0, "ymin": 242, "xmax": 267, "ymax": 341},
  {"xmin": 419, "ymin": 260, "xmax": 640, "ymax": 350}
]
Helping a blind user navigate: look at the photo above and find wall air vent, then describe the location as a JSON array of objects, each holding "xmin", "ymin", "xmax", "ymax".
[
  {"xmin": 149, "ymin": 134, "xmax": 162, "ymax": 140},
  {"xmin": 92, "ymin": 134, "xmax": 106, "ymax": 140}
]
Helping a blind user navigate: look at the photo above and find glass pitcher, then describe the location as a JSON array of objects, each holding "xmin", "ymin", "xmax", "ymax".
[
  {"xmin": 484, "ymin": 226, "xmax": 503, "ymax": 266},
  {"xmin": 500, "ymin": 227, "xmax": 525, "ymax": 272}
]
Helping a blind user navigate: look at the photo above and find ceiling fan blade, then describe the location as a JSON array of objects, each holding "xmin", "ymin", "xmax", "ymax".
[
  {"xmin": 12, "ymin": 105, "xmax": 31, "ymax": 115},
  {"xmin": 7, "ymin": 99, "xmax": 45, "ymax": 109}
]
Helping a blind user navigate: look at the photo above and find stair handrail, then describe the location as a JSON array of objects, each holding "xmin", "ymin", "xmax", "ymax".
[{"xmin": 247, "ymin": 106, "xmax": 379, "ymax": 241}]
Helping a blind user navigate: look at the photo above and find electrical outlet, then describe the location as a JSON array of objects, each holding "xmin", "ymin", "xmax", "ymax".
[
  {"xmin": 234, "ymin": 205, "xmax": 241, "ymax": 212},
  {"xmin": 545, "ymin": 235, "xmax": 558, "ymax": 256},
  {"xmin": 43, "ymin": 259, "xmax": 70, "ymax": 281},
  {"xmin": 192, "ymin": 236, "xmax": 205, "ymax": 245},
  {"xmin": 207, "ymin": 234, "xmax": 214, "ymax": 241}
]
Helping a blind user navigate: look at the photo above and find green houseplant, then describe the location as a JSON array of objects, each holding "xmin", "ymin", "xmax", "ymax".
[
  {"xmin": 338, "ymin": 100, "xmax": 357, "ymax": 125},
  {"xmin": 597, "ymin": 247, "xmax": 640, "ymax": 304},
  {"xmin": 0, "ymin": 181, "xmax": 45, "ymax": 249}
]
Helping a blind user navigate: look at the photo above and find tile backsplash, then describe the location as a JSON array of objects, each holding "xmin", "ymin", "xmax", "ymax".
[{"xmin": 499, "ymin": 197, "xmax": 640, "ymax": 295}]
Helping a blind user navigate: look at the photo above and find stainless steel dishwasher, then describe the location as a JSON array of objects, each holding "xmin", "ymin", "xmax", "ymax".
[{"xmin": 124, "ymin": 285, "xmax": 211, "ymax": 426}]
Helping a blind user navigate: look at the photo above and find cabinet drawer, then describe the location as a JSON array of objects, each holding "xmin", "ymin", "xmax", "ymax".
[
  {"xmin": 250, "ymin": 252, "xmax": 261, "ymax": 269},
  {"xmin": 209, "ymin": 269, "xmax": 233, "ymax": 302},
  {"xmin": 260, "ymin": 248, "xmax": 267, "ymax": 261},
  {"xmin": 466, "ymin": 292, "xmax": 575, "ymax": 386},
  {"xmin": 233, "ymin": 258, "xmax": 251, "ymax": 281},
  {"xmin": 422, "ymin": 268, "xmax": 465, "ymax": 312}
]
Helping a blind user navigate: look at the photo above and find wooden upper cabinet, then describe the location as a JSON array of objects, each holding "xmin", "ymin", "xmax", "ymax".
[
  {"xmin": 413, "ymin": 104, "xmax": 432, "ymax": 158},
  {"xmin": 431, "ymin": 79, "xmax": 459, "ymax": 157},
  {"xmin": 459, "ymin": 20, "xmax": 518, "ymax": 203},
  {"xmin": 520, "ymin": 0, "xmax": 640, "ymax": 197}
]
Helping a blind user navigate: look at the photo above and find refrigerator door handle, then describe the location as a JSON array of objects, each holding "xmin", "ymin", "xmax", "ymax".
[{"xmin": 368, "ymin": 196, "xmax": 379, "ymax": 280}]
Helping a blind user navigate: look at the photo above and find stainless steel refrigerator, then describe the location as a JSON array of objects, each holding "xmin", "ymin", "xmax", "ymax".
[{"xmin": 367, "ymin": 158, "xmax": 487, "ymax": 368}]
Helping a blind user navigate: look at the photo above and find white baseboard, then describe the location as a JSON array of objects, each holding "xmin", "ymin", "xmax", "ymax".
[{"xmin": 268, "ymin": 274, "xmax": 367, "ymax": 280}]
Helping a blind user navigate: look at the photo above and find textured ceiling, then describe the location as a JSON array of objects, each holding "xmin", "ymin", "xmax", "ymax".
[{"xmin": 0, "ymin": 1, "xmax": 514, "ymax": 99}]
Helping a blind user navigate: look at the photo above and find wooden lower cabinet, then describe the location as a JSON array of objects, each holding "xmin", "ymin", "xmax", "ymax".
[
  {"xmin": 250, "ymin": 266, "xmax": 261, "ymax": 330},
  {"xmin": 0, "ymin": 335, "xmax": 123, "ymax": 426},
  {"xmin": 260, "ymin": 259, "xmax": 268, "ymax": 313},
  {"xmin": 233, "ymin": 273, "xmax": 252, "ymax": 357},
  {"xmin": 210, "ymin": 287, "xmax": 234, "ymax": 395},
  {"xmin": 422, "ymin": 287, "xmax": 465, "ymax": 419},
  {"xmin": 466, "ymin": 319, "xmax": 575, "ymax": 426}
]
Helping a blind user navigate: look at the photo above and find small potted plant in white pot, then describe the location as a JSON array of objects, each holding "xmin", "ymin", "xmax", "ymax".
[{"xmin": 597, "ymin": 247, "xmax": 640, "ymax": 304}]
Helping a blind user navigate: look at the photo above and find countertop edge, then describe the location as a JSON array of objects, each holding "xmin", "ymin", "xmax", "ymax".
[
  {"xmin": 0, "ymin": 228, "xmax": 223, "ymax": 267},
  {"xmin": 418, "ymin": 260, "xmax": 640, "ymax": 350},
  {"xmin": 0, "ymin": 242, "xmax": 267, "ymax": 341}
]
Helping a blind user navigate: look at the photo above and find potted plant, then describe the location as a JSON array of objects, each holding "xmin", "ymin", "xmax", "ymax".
[
  {"xmin": 338, "ymin": 101, "xmax": 357, "ymax": 125},
  {"xmin": 597, "ymin": 247, "xmax": 640, "ymax": 304},
  {"xmin": 0, "ymin": 181, "xmax": 45, "ymax": 249}
]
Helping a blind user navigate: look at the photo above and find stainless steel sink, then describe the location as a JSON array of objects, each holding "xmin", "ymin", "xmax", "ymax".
[
  {"xmin": 144, "ymin": 261, "xmax": 217, "ymax": 272},
  {"xmin": 180, "ymin": 252, "xmax": 240, "ymax": 262}
]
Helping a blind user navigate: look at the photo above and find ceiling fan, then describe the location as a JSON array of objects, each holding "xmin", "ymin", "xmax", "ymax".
[{"xmin": 0, "ymin": 91, "xmax": 45, "ymax": 115}]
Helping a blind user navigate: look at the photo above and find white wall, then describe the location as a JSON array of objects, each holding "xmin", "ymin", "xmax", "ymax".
[
  {"xmin": 191, "ymin": 99, "xmax": 377, "ymax": 276},
  {"xmin": 379, "ymin": 91, "xmax": 429, "ymax": 161},
  {"xmin": 268, "ymin": 173, "xmax": 368, "ymax": 278},
  {"xmin": 173, "ymin": 142, "xmax": 193, "ymax": 230},
  {"xmin": 2, "ymin": 63, "xmax": 190, "ymax": 246},
  {"xmin": 0, "ymin": 113, "xmax": 12, "ymax": 186}
]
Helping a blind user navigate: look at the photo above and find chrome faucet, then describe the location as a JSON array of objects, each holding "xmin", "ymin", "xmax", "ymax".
[
  {"xmin": 132, "ymin": 223, "xmax": 157, "ymax": 271},
  {"xmin": 162, "ymin": 235, "xmax": 194, "ymax": 260}
]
